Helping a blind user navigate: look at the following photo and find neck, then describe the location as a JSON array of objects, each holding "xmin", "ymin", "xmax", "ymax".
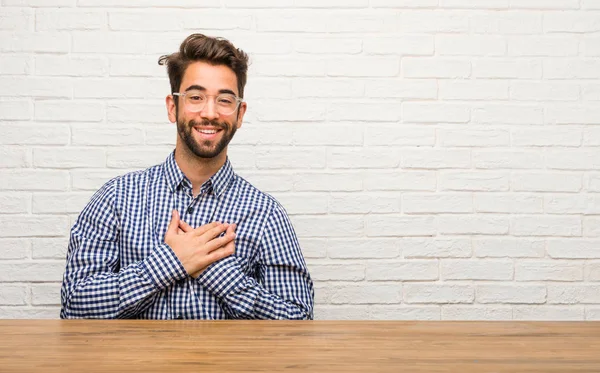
[{"xmin": 174, "ymin": 141, "xmax": 227, "ymax": 197}]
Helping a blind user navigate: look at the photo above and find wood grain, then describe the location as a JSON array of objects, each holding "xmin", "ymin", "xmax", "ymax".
[{"xmin": 0, "ymin": 320, "xmax": 599, "ymax": 372}]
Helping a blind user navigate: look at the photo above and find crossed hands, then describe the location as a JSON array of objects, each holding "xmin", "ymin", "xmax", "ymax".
[{"xmin": 164, "ymin": 210, "xmax": 237, "ymax": 278}]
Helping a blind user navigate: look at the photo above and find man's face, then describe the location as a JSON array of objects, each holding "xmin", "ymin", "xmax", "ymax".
[{"xmin": 167, "ymin": 61, "xmax": 246, "ymax": 159}]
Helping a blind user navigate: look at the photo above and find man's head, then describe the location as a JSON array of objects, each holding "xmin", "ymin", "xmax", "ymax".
[{"xmin": 159, "ymin": 34, "xmax": 249, "ymax": 160}]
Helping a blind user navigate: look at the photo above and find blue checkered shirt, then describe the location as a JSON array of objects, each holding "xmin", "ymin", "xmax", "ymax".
[{"xmin": 60, "ymin": 152, "xmax": 314, "ymax": 320}]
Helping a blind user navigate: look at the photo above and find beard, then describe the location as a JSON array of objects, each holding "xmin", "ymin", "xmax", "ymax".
[{"xmin": 177, "ymin": 116, "xmax": 237, "ymax": 159}]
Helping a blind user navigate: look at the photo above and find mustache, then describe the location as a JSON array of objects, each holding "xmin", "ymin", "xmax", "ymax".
[{"xmin": 188, "ymin": 119, "xmax": 227, "ymax": 130}]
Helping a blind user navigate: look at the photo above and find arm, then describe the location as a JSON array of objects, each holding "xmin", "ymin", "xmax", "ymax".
[
  {"xmin": 60, "ymin": 180, "xmax": 188, "ymax": 319},
  {"xmin": 197, "ymin": 203, "xmax": 314, "ymax": 320}
]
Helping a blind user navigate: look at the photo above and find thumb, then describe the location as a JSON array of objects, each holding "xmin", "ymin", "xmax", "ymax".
[{"xmin": 166, "ymin": 209, "xmax": 180, "ymax": 237}]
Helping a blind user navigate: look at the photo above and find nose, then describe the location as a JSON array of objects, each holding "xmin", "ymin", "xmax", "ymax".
[{"xmin": 200, "ymin": 98, "xmax": 219, "ymax": 121}]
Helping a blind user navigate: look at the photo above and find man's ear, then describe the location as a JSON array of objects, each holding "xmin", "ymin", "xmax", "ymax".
[
  {"xmin": 166, "ymin": 95, "xmax": 177, "ymax": 123},
  {"xmin": 236, "ymin": 101, "xmax": 247, "ymax": 129}
]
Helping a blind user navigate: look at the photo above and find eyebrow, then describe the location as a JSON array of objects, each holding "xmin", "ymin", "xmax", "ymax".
[{"xmin": 184, "ymin": 84, "xmax": 237, "ymax": 96}]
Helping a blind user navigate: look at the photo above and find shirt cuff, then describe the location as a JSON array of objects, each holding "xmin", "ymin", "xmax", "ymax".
[
  {"xmin": 197, "ymin": 256, "xmax": 245, "ymax": 298},
  {"xmin": 141, "ymin": 243, "xmax": 188, "ymax": 290}
]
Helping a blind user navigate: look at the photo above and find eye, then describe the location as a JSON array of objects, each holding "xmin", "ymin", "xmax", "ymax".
[
  {"xmin": 217, "ymin": 95, "xmax": 235, "ymax": 105},
  {"xmin": 189, "ymin": 94, "xmax": 205, "ymax": 102}
]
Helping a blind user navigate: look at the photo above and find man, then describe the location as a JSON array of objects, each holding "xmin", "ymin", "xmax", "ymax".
[{"xmin": 60, "ymin": 34, "xmax": 314, "ymax": 320}]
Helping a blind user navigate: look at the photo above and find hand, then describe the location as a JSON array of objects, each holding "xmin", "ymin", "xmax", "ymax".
[{"xmin": 164, "ymin": 210, "xmax": 236, "ymax": 278}]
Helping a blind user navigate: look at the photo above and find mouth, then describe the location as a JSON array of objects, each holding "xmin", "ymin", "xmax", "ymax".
[{"xmin": 193, "ymin": 126, "xmax": 223, "ymax": 140}]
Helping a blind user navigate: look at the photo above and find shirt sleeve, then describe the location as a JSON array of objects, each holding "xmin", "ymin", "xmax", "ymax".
[
  {"xmin": 197, "ymin": 202, "xmax": 314, "ymax": 320},
  {"xmin": 60, "ymin": 179, "xmax": 187, "ymax": 319}
]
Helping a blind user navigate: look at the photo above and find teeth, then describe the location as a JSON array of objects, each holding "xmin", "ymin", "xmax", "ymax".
[{"xmin": 198, "ymin": 129, "xmax": 217, "ymax": 134}]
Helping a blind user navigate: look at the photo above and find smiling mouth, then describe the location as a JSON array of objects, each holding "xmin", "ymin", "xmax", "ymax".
[{"xmin": 194, "ymin": 127, "xmax": 223, "ymax": 135}]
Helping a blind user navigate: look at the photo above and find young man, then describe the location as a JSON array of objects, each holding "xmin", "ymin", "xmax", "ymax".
[{"xmin": 60, "ymin": 34, "xmax": 314, "ymax": 320}]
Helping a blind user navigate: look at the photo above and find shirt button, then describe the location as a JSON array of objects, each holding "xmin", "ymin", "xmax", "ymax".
[
  {"xmin": 187, "ymin": 206, "xmax": 194, "ymax": 214},
  {"xmin": 175, "ymin": 315, "xmax": 183, "ymax": 319}
]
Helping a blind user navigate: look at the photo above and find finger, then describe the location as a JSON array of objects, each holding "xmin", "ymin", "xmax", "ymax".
[
  {"xmin": 197, "ymin": 222, "xmax": 229, "ymax": 242},
  {"xmin": 179, "ymin": 219, "xmax": 193, "ymax": 233},
  {"xmin": 203, "ymin": 230, "xmax": 236, "ymax": 253},
  {"xmin": 178, "ymin": 227, "xmax": 185, "ymax": 235},
  {"xmin": 205, "ymin": 243, "xmax": 235, "ymax": 264},
  {"xmin": 165, "ymin": 210, "xmax": 180, "ymax": 237},
  {"xmin": 192, "ymin": 221, "xmax": 222, "ymax": 237}
]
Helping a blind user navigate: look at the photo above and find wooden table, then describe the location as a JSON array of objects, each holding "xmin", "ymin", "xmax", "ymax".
[{"xmin": 0, "ymin": 320, "xmax": 599, "ymax": 372}]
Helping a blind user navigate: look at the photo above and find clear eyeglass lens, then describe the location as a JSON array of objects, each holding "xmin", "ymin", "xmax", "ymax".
[{"xmin": 183, "ymin": 90, "xmax": 239, "ymax": 115}]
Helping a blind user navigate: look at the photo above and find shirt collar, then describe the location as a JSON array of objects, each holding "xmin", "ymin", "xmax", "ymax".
[{"xmin": 163, "ymin": 151, "xmax": 235, "ymax": 197}]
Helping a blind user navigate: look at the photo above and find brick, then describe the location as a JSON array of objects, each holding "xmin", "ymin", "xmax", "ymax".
[
  {"xmin": 585, "ymin": 128, "xmax": 600, "ymax": 146},
  {"xmin": 70, "ymin": 169, "xmax": 125, "ymax": 191},
  {"xmin": 36, "ymin": 101, "xmax": 104, "ymax": 122},
  {"xmin": 293, "ymin": 0, "xmax": 369, "ymax": 6},
  {"xmin": 144, "ymin": 125, "xmax": 180, "ymax": 146},
  {"xmin": 329, "ymin": 193, "xmax": 400, "ymax": 214},
  {"xmin": 440, "ymin": 171, "xmax": 509, "ymax": 192},
  {"xmin": 544, "ymin": 59, "xmax": 600, "ymax": 79},
  {"xmin": 477, "ymin": 284, "xmax": 546, "ymax": 304},
  {"xmin": 0, "ymin": 216, "xmax": 69, "ymax": 238},
  {"xmin": 439, "ymin": 129, "xmax": 509, "ymax": 147},
  {"xmin": 36, "ymin": 55, "xmax": 108, "ymax": 77},
  {"xmin": 403, "ymin": 103, "xmax": 470, "ymax": 123},
  {"xmin": 363, "ymin": 36, "xmax": 433, "ymax": 55},
  {"xmin": 296, "ymin": 238, "xmax": 326, "ymax": 259},
  {"xmin": 255, "ymin": 100, "xmax": 326, "ymax": 121},
  {"xmin": 470, "ymin": 12, "xmax": 541, "ymax": 33},
  {"xmin": 475, "ymin": 193, "xmax": 543, "ymax": 214},
  {"xmin": 0, "ymin": 100, "xmax": 31, "ymax": 121},
  {"xmin": 294, "ymin": 37, "xmax": 360, "ymax": 55},
  {"xmin": 442, "ymin": 259, "xmax": 513, "ymax": 280},
  {"xmin": 548, "ymin": 285, "xmax": 600, "ymax": 304},
  {"xmin": 0, "ymin": 8, "xmax": 32, "ymax": 31},
  {"xmin": 583, "ymin": 0, "xmax": 600, "ymax": 9},
  {"xmin": 32, "ymin": 192, "xmax": 92, "ymax": 214},
  {"xmin": 31, "ymin": 237, "xmax": 68, "ymax": 260},
  {"xmin": 473, "ymin": 58, "xmax": 541, "ymax": 79},
  {"xmin": 3, "ymin": 0, "xmax": 74, "ymax": 5},
  {"xmin": 366, "ymin": 215, "xmax": 436, "ymax": 237},
  {"xmin": 30, "ymin": 283, "xmax": 61, "ymax": 306},
  {"xmin": 442, "ymin": 306, "xmax": 512, "ymax": 320},
  {"xmin": 474, "ymin": 238, "xmax": 545, "ymax": 258},
  {"xmin": 0, "ymin": 32, "xmax": 69, "ymax": 53},
  {"xmin": 547, "ymin": 150, "xmax": 600, "ymax": 170},
  {"xmin": 512, "ymin": 128, "xmax": 581, "ymax": 147},
  {"xmin": 331, "ymin": 285, "xmax": 400, "ymax": 304},
  {"xmin": 509, "ymin": 0, "xmax": 579, "ymax": 8},
  {"xmin": 588, "ymin": 307, "xmax": 600, "ymax": 320},
  {"xmin": 110, "ymin": 56, "xmax": 164, "ymax": 77},
  {"xmin": 513, "ymin": 306, "xmax": 584, "ymax": 321},
  {"xmin": 365, "ymin": 171, "xmax": 436, "ymax": 191},
  {"xmin": 401, "ymin": 238, "xmax": 471, "ymax": 258},
  {"xmin": 73, "ymin": 78, "xmax": 164, "ymax": 99},
  {"xmin": 399, "ymin": 11, "xmax": 469, "ymax": 33},
  {"xmin": 108, "ymin": 11, "xmax": 180, "ymax": 31},
  {"xmin": 544, "ymin": 12, "xmax": 600, "ymax": 33},
  {"xmin": 511, "ymin": 216, "xmax": 581, "ymax": 237},
  {"xmin": 366, "ymin": 125, "xmax": 435, "ymax": 146},
  {"xmin": 366, "ymin": 260, "xmax": 438, "ymax": 281},
  {"xmin": 472, "ymin": 104, "xmax": 543, "ymax": 124},
  {"xmin": 0, "ymin": 146, "xmax": 31, "ymax": 168},
  {"xmin": 106, "ymin": 148, "xmax": 170, "ymax": 169},
  {"xmin": 511, "ymin": 82, "xmax": 579, "ymax": 101},
  {"xmin": 545, "ymin": 194, "xmax": 600, "ymax": 215},
  {"xmin": 328, "ymin": 148, "xmax": 399, "ymax": 169},
  {"xmin": 0, "ymin": 77, "xmax": 71, "ymax": 99},
  {"xmin": 241, "ymin": 77, "xmax": 292, "ymax": 100},
  {"xmin": 546, "ymin": 105, "xmax": 600, "ymax": 124},
  {"xmin": 251, "ymin": 56, "xmax": 326, "ymax": 77},
  {"xmin": 328, "ymin": 103, "xmax": 401, "ymax": 122},
  {"xmin": 292, "ymin": 78, "xmax": 363, "ymax": 98},
  {"xmin": 436, "ymin": 35, "xmax": 506, "ymax": 56},
  {"xmin": 512, "ymin": 172, "xmax": 581, "ymax": 192},
  {"xmin": 402, "ymin": 149, "xmax": 471, "ymax": 169},
  {"xmin": 439, "ymin": 80, "xmax": 508, "ymax": 100},
  {"xmin": 327, "ymin": 57, "xmax": 399, "ymax": 77},
  {"xmin": 441, "ymin": 0, "xmax": 508, "ymax": 8},
  {"xmin": 256, "ymin": 147, "xmax": 325, "ymax": 169},
  {"xmin": 585, "ymin": 261, "xmax": 600, "ymax": 281},
  {"xmin": 405, "ymin": 284, "xmax": 474, "ymax": 304},
  {"xmin": 372, "ymin": 0, "xmax": 438, "ymax": 7},
  {"xmin": 256, "ymin": 14, "xmax": 395, "ymax": 33},
  {"xmin": 73, "ymin": 31, "xmax": 183, "ymax": 54},
  {"xmin": 79, "ymin": 0, "xmax": 219, "ymax": 6},
  {"xmin": 0, "ymin": 192, "xmax": 30, "ymax": 214},
  {"xmin": 291, "ymin": 216, "xmax": 363, "ymax": 238},
  {"xmin": 438, "ymin": 215, "xmax": 509, "ymax": 235},
  {"xmin": 72, "ymin": 125, "xmax": 144, "ymax": 146},
  {"xmin": 508, "ymin": 36, "xmax": 578, "ymax": 56},
  {"xmin": 403, "ymin": 57, "xmax": 471, "ymax": 78},
  {"xmin": 309, "ymin": 264, "xmax": 365, "ymax": 281},
  {"xmin": 403, "ymin": 193, "xmax": 472, "ymax": 214},
  {"xmin": 292, "ymin": 123, "xmax": 363, "ymax": 146},
  {"xmin": 0, "ymin": 306, "xmax": 60, "ymax": 319},
  {"xmin": 327, "ymin": 238, "xmax": 399, "ymax": 259},
  {"xmin": 0, "ymin": 239, "xmax": 30, "ymax": 259},
  {"xmin": 0, "ymin": 170, "xmax": 68, "ymax": 191},
  {"xmin": 33, "ymin": 148, "xmax": 105, "ymax": 169},
  {"xmin": 548, "ymin": 239, "xmax": 600, "ymax": 259},
  {"xmin": 516, "ymin": 261, "xmax": 583, "ymax": 281},
  {"xmin": 293, "ymin": 172, "xmax": 362, "ymax": 192},
  {"xmin": 0, "ymin": 286, "xmax": 27, "ymax": 306},
  {"xmin": 366, "ymin": 79, "xmax": 436, "ymax": 99},
  {"xmin": 0, "ymin": 262, "xmax": 63, "ymax": 284},
  {"xmin": 473, "ymin": 150, "xmax": 544, "ymax": 169},
  {"xmin": 0, "ymin": 55, "xmax": 32, "ymax": 75},
  {"xmin": 584, "ymin": 217, "xmax": 600, "ymax": 237},
  {"xmin": 271, "ymin": 193, "xmax": 327, "ymax": 215},
  {"xmin": 36, "ymin": 9, "xmax": 105, "ymax": 30}
]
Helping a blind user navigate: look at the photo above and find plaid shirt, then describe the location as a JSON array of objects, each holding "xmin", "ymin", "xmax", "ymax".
[{"xmin": 60, "ymin": 152, "xmax": 314, "ymax": 320}]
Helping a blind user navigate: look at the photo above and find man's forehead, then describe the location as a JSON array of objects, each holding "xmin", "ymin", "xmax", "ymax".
[{"xmin": 181, "ymin": 61, "xmax": 238, "ymax": 93}]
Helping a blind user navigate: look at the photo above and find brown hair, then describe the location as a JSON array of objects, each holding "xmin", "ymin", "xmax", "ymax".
[{"xmin": 158, "ymin": 33, "xmax": 249, "ymax": 99}]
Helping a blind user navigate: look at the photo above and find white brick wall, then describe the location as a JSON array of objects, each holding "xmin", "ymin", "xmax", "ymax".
[{"xmin": 0, "ymin": 1, "xmax": 599, "ymax": 321}]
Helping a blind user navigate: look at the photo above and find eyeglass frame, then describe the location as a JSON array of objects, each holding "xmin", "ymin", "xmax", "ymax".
[{"xmin": 171, "ymin": 90, "xmax": 244, "ymax": 116}]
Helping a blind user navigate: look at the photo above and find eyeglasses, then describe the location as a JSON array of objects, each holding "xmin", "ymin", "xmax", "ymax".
[{"xmin": 172, "ymin": 90, "xmax": 243, "ymax": 115}]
